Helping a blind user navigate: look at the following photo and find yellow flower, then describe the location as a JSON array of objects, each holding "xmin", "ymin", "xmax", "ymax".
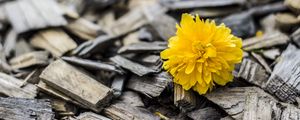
[{"xmin": 161, "ymin": 13, "xmax": 243, "ymax": 94}]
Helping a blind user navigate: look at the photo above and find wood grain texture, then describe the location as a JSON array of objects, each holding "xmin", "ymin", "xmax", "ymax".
[
  {"xmin": 0, "ymin": 97, "xmax": 54, "ymax": 120},
  {"xmin": 0, "ymin": 72, "xmax": 37, "ymax": 98},
  {"xmin": 40, "ymin": 59, "xmax": 113, "ymax": 111},
  {"xmin": 174, "ymin": 83, "xmax": 197, "ymax": 112},
  {"xmin": 9, "ymin": 51, "xmax": 49, "ymax": 69}
]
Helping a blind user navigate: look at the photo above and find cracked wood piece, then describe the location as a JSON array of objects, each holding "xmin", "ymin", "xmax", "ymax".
[
  {"xmin": 9, "ymin": 51, "xmax": 49, "ymax": 69},
  {"xmin": 103, "ymin": 102, "xmax": 159, "ymax": 120},
  {"xmin": 30, "ymin": 29, "xmax": 77, "ymax": 57},
  {"xmin": 0, "ymin": 72, "xmax": 37, "ymax": 98},
  {"xmin": 77, "ymin": 112, "xmax": 111, "ymax": 120},
  {"xmin": 265, "ymin": 44, "xmax": 300, "ymax": 103},
  {"xmin": 174, "ymin": 83, "xmax": 197, "ymax": 112},
  {"xmin": 126, "ymin": 72, "xmax": 172, "ymax": 97},
  {"xmin": 62, "ymin": 56, "xmax": 123, "ymax": 74},
  {"xmin": 110, "ymin": 55, "xmax": 156, "ymax": 76},
  {"xmin": 187, "ymin": 107, "xmax": 222, "ymax": 120},
  {"xmin": 0, "ymin": 97, "xmax": 54, "ymax": 120},
  {"xmin": 291, "ymin": 28, "xmax": 300, "ymax": 47},
  {"xmin": 40, "ymin": 59, "xmax": 113, "ymax": 111},
  {"xmin": 4, "ymin": 0, "xmax": 67, "ymax": 33},
  {"xmin": 66, "ymin": 18, "xmax": 104, "ymax": 40},
  {"xmin": 118, "ymin": 42, "xmax": 167, "ymax": 54},
  {"xmin": 149, "ymin": 14, "xmax": 176, "ymax": 41},
  {"xmin": 161, "ymin": 0, "xmax": 246, "ymax": 10},
  {"xmin": 251, "ymin": 52, "xmax": 272, "ymax": 73},
  {"xmin": 111, "ymin": 75, "xmax": 126, "ymax": 97},
  {"xmin": 237, "ymin": 58, "xmax": 269, "ymax": 87},
  {"xmin": 243, "ymin": 31, "xmax": 289, "ymax": 51}
]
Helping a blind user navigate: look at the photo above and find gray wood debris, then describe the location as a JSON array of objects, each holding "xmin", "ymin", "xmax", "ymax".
[
  {"xmin": 3, "ymin": 0, "xmax": 67, "ymax": 33},
  {"xmin": 174, "ymin": 83, "xmax": 197, "ymax": 112},
  {"xmin": 9, "ymin": 51, "xmax": 49, "ymax": 69}
]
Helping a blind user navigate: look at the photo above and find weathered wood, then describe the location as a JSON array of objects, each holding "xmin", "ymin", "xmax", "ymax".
[
  {"xmin": 187, "ymin": 107, "xmax": 222, "ymax": 120},
  {"xmin": 77, "ymin": 112, "xmax": 111, "ymax": 120},
  {"xmin": 261, "ymin": 49, "xmax": 280, "ymax": 60},
  {"xmin": 72, "ymin": 35, "xmax": 119, "ymax": 57},
  {"xmin": 40, "ymin": 59, "xmax": 113, "ymax": 111},
  {"xmin": 66, "ymin": 18, "xmax": 104, "ymax": 40},
  {"xmin": 62, "ymin": 56, "xmax": 123, "ymax": 74},
  {"xmin": 126, "ymin": 72, "xmax": 172, "ymax": 97},
  {"xmin": 251, "ymin": 52, "xmax": 272, "ymax": 73},
  {"xmin": 3, "ymin": 0, "xmax": 67, "ymax": 33},
  {"xmin": 0, "ymin": 97, "xmax": 54, "ymax": 120},
  {"xmin": 149, "ymin": 14, "xmax": 176, "ymax": 41},
  {"xmin": 174, "ymin": 83, "xmax": 197, "ymax": 112},
  {"xmin": 122, "ymin": 31, "xmax": 141, "ymax": 46},
  {"xmin": 0, "ymin": 72, "xmax": 37, "ymax": 98},
  {"xmin": 51, "ymin": 98, "xmax": 77, "ymax": 116},
  {"xmin": 291, "ymin": 28, "xmax": 300, "ymax": 47},
  {"xmin": 118, "ymin": 41, "xmax": 167, "ymax": 54},
  {"xmin": 205, "ymin": 87, "xmax": 300, "ymax": 120},
  {"xmin": 119, "ymin": 91, "xmax": 144, "ymax": 107},
  {"xmin": 9, "ymin": 51, "xmax": 49, "ymax": 69},
  {"xmin": 191, "ymin": 7, "xmax": 241, "ymax": 18},
  {"xmin": 275, "ymin": 13, "xmax": 300, "ymax": 31},
  {"xmin": 248, "ymin": 2, "xmax": 287, "ymax": 17},
  {"xmin": 243, "ymin": 31, "xmax": 289, "ymax": 51},
  {"xmin": 236, "ymin": 58, "xmax": 269, "ymax": 87},
  {"xmin": 160, "ymin": 0, "xmax": 246, "ymax": 10},
  {"xmin": 15, "ymin": 39, "xmax": 33, "ymax": 57},
  {"xmin": 284, "ymin": 0, "xmax": 300, "ymax": 14},
  {"xmin": 111, "ymin": 75, "xmax": 126, "ymax": 97},
  {"xmin": 30, "ymin": 29, "xmax": 77, "ymax": 57},
  {"xmin": 0, "ymin": 43, "xmax": 12, "ymax": 73},
  {"xmin": 264, "ymin": 44, "xmax": 300, "ymax": 103},
  {"xmin": 110, "ymin": 55, "xmax": 156, "ymax": 76},
  {"xmin": 260, "ymin": 14, "xmax": 277, "ymax": 33},
  {"xmin": 103, "ymin": 102, "xmax": 159, "ymax": 120},
  {"xmin": 3, "ymin": 29, "xmax": 17, "ymax": 57}
]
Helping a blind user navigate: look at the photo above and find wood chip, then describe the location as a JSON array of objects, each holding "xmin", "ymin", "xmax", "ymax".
[
  {"xmin": 15, "ymin": 39, "xmax": 34, "ymax": 57},
  {"xmin": 111, "ymin": 75, "xmax": 126, "ymax": 97},
  {"xmin": 40, "ymin": 59, "xmax": 113, "ymax": 111},
  {"xmin": 0, "ymin": 72, "xmax": 37, "ymax": 98},
  {"xmin": 291, "ymin": 27, "xmax": 300, "ymax": 47},
  {"xmin": 126, "ymin": 72, "xmax": 172, "ymax": 97},
  {"xmin": 9, "ymin": 51, "xmax": 49, "ymax": 69},
  {"xmin": 251, "ymin": 52, "xmax": 272, "ymax": 73},
  {"xmin": 118, "ymin": 41, "xmax": 167, "ymax": 54},
  {"xmin": 3, "ymin": 0, "xmax": 67, "ymax": 33},
  {"xmin": 110, "ymin": 55, "xmax": 156, "ymax": 76},
  {"xmin": 3, "ymin": 29, "xmax": 17, "ymax": 57},
  {"xmin": 261, "ymin": 49, "xmax": 280, "ymax": 60},
  {"xmin": 0, "ymin": 97, "xmax": 54, "ymax": 120},
  {"xmin": 174, "ymin": 83, "xmax": 197, "ymax": 112},
  {"xmin": 30, "ymin": 29, "xmax": 77, "ymax": 57},
  {"xmin": 77, "ymin": 112, "xmax": 111, "ymax": 120},
  {"xmin": 275, "ymin": 13, "xmax": 300, "ymax": 31},
  {"xmin": 284, "ymin": 0, "xmax": 300, "ymax": 14},
  {"xmin": 264, "ymin": 44, "xmax": 300, "ymax": 103},
  {"xmin": 236, "ymin": 59, "xmax": 269, "ymax": 87},
  {"xmin": 119, "ymin": 91, "xmax": 144, "ymax": 107},
  {"xmin": 149, "ymin": 14, "xmax": 176, "ymax": 41},
  {"xmin": 243, "ymin": 31, "xmax": 289, "ymax": 51},
  {"xmin": 187, "ymin": 107, "xmax": 222, "ymax": 120},
  {"xmin": 161, "ymin": 0, "xmax": 246, "ymax": 10},
  {"xmin": 66, "ymin": 18, "xmax": 104, "ymax": 40}
]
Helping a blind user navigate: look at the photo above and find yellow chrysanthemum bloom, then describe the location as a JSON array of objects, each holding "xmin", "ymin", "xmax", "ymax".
[{"xmin": 161, "ymin": 13, "xmax": 243, "ymax": 94}]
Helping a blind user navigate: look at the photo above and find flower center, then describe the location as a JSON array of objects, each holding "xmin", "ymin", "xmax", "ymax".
[{"xmin": 192, "ymin": 42, "xmax": 217, "ymax": 60}]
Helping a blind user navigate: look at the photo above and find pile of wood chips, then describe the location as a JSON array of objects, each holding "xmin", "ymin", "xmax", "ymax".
[{"xmin": 0, "ymin": 0, "xmax": 299, "ymax": 120}]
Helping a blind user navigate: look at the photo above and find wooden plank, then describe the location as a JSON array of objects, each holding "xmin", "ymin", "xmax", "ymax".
[
  {"xmin": 174, "ymin": 83, "xmax": 197, "ymax": 112},
  {"xmin": 110, "ymin": 55, "xmax": 156, "ymax": 76},
  {"xmin": 0, "ymin": 72, "xmax": 37, "ymax": 98},
  {"xmin": 9, "ymin": 51, "xmax": 49, "ymax": 69},
  {"xmin": 0, "ymin": 97, "xmax": 54, "ymax": 120},
  {"xmin": 264, "ymin": 44, "xmax": 300, "ymax": 103},
  {"xmin": 40, "ymin": 59, "xmax": 113, "ymax": 111},
  {"xmin": 65, "ymin": 18, "xmax": 104, "ymax": 40},
  {"xmin": 126, "ymin": 72, "xmax": 172, "ymax": 97},
  {"xmin": 243, "ymin": 31, "xmax": 289, "ymax": 51},
  {"xmin": 30, "ymin": 29, "xmax": 77, "ymax": 57}
]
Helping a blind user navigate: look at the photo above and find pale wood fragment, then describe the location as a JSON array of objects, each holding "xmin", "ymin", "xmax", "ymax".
[
  {"xmin": 174, "ymin": 83, "xmax": 197, "ymax": 112},
  {"xmin": 77, "ymin": 112, "xmax": 111, "ymax": 120},
  {"xmin": 40, "ymin": 59, "xmax": 113, "ymax": 111},
  {"xmin": 30, "ymin": 29, "xmax": 77, "ymax": 57},
  {"xmin": 9, "ymin": 51, "xmax": 49, "ymax": 69}
]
